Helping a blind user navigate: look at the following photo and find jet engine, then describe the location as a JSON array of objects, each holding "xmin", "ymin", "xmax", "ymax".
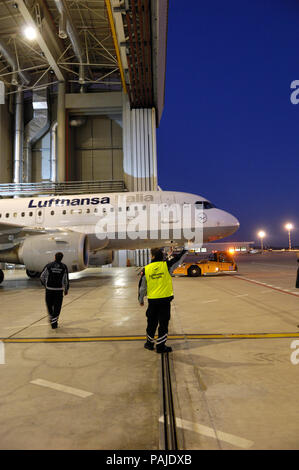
[{"xmin": 18, "ymin": 232, "xmax": 89, "ymax": 273}]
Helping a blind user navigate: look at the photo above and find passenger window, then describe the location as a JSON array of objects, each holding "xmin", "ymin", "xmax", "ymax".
[
  {"xmin": 62, "ymin": 210, "xmax": 66, "ymax": 215},
  {"xmin": 29, "ymin": 212, "xmax": 33, "ymax": 217},
  {"xmin": 5, "ymin": 213, "xmax": 9, "ymax": 218},
  {"xmin": 21, "ymin": 212, "xmax": 25, "ymax": 217},
  {"xmin": 51, "ymin": 211, "xmax": 55, "ymax": 215},
  {"xmin": 86, "ymin": 208, "xmax": 90, "ymax": 214}
]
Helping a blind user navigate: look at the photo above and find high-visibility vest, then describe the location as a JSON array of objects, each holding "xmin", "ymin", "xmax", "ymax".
[{"xmin": 144, "ymin": 261, "xmax": 173, "ymax": 299}]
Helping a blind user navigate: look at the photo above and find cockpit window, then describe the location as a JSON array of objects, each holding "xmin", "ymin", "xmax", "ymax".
[{"xmin": 195, "ymin": 201, "xmax": 216, "ymax": 209}]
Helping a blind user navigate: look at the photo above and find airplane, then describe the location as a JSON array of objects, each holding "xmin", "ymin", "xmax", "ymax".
[{"xmin": 0, "ymin": 190, "xmax": 239, "ymax": 284}]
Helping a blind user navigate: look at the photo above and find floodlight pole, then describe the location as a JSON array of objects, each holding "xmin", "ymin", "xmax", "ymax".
[{"xmin": 288, "ymin": 229, "xmax": 292, "ymax": 250}]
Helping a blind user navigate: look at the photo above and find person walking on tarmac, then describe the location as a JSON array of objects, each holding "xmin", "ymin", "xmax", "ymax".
[
  {"xmin": 40, "ymin": 252, "xmax": 69, "ymax": 329},
  {"xmin": 138, "ymin": 247, "xmax": 187, "ymax": 353}
]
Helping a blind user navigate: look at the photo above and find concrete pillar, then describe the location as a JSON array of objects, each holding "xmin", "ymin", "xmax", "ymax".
[
  {"xmin": 57, "ymin": 82, "xmax": 66, "ymax": 182},
  {"xmin": 0, "ymin": 99, "xmax": 12, "ymax": 183},
  {"xmin": 50, "ymin": 121, "xmax": 58, "ymax": 182},
  {"xmin": 13, "ymin": 89, "xmax": 23, "ymax": 183}
]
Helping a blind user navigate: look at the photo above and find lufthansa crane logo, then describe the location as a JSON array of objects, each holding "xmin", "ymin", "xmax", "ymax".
[{"xmin": 197, "ymin": 212, "xmax": 207, "ymax": 224}]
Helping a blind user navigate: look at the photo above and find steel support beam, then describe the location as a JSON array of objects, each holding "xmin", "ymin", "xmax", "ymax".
[
  {"xmin": 15, "ymin": 0, "xmax": 65, "ymax": 82},
  {"xmin": 105, "ymin": 0, "xmax": 127, "ymax": 94}
]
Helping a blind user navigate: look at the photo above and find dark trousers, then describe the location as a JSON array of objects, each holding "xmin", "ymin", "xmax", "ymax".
[
  {"xmin": 146, "ymin": 298, "xmax": 171, "ymax": 350},
  {"xmin": 45, "ymin": 290, "xmax": 63, "ymax": 325}
]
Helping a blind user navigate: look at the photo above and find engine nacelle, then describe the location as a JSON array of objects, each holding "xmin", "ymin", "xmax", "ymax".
[
  {"xmin": 88, "ymin": 250, "xmax": 114, "ymax": 266},
  {"xmin": 18, "ymin": 232, "xmax": 89, "ymax": 273}
]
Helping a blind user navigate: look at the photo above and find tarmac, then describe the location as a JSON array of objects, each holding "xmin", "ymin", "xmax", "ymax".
[{"xmin": 0, "ymin": 251, "xmax": 298, "ymax": 450}]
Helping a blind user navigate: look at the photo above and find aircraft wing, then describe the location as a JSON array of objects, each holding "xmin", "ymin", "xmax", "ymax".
[
  {"xmin": 0, "ymin": 221, "xmax": 109, "ymax": 252},
  {"xmin": 0, "ymin": 222, "xmax": 69, "ymax": 249},
  {"xmin": 0, "ymin": 221, "xmax": 25, "ymax": 234}
]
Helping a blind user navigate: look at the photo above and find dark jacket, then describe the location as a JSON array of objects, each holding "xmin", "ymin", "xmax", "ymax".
[
  {"xmin": 138, "ymin": 249, "xmax": 187, "ymax": 304},
  {"xmin": 40, "ymin": 261, "xmax": 69, "ymax": 292},
  {"xmin": 296, "ymin": 267, "xmax": 299, "ymax": 288}
]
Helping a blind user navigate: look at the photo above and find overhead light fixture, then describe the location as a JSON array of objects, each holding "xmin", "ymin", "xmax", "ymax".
[
  {"xmin": 23, "ymin": 26, "xmax": 37, "ymax": 41},
  {"xmin": 59, "ymin": 12, "xmax": 67, "ymax": 39}
]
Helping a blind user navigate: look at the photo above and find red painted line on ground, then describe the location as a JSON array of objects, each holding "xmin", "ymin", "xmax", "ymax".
[{"xmin": 234, "ymin": 275, "xmax": 299, "ymax": 298}]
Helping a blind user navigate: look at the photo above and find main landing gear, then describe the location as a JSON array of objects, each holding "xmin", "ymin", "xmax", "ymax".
[
  {"xmin": 26, "ymin": 270, "xmax": 41, "ymax": 279},
  {"xmin": 0, "ymin": 269, "xmax": 41, "ymax": 285}
]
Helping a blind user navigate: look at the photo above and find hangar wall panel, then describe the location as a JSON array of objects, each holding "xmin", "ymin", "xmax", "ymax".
[
  {"xmin": 122, "ymin": 94, "xmax": 157, "ymax": 192},
  {"xmin": 72, "ymin": 115, "xmax": 123, "ymax": 182},
  {"xmin": 121, "ymin": 94, "xmax": 158, "ymax": 266},
  {"xmin": 0, "ymin": 101, "xmax": 12, "ymax": 182}
]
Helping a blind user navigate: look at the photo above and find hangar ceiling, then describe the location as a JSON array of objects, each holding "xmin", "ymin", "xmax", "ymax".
[{"xmin": 0, "ymin": 0, "xmax": 168, "ymax": 119}]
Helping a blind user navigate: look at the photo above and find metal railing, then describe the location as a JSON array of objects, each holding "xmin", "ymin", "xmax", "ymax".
[{"xmin": 0, "ymin": 180, "xmax": 127, "ymax": 197}]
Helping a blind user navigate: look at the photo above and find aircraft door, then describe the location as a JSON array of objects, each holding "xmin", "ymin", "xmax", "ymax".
[
  {"xmin": 159, "ymin": 193, "xmax": 179, "ymax": 224},
  {"xmin": 35, "ymin": 208, "xmax": 44, "ymax": 225}
]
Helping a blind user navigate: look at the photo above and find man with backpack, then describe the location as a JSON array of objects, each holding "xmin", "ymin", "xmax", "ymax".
[{"xmin": 40, "ymin": 252, "xmax": 69, "ymax": 329}]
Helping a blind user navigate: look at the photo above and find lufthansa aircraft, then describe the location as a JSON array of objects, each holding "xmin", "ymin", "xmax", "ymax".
[{"xmin": 0, "ymin": 190, "xmax": 239, "ymax": 284}]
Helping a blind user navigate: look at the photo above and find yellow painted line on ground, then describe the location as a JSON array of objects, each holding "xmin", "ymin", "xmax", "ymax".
[
  {"xmin": 2, "ymin": 332, "xmax": 299, "ymax": 344},
  {"xmin": 185, "ymin": 333, "xmax": 299, "ymax": 339},
  {"xmin": 1, "ymin": 336, "xmax": 147, "ymax": 343}
]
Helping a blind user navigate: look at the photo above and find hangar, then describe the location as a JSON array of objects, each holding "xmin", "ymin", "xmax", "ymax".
[
  {"xmin": 0, "ymin": 0, "xmax": 168, "ymax": 265},
  {"xmin": 1, "ymin": 1, "xmax": 299, "ymax": 453}
]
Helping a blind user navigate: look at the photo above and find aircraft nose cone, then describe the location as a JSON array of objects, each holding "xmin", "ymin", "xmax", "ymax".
[
  {"xmin": 231, "ymin": 214, "xmax": 240, "ymax": 228},
  {"xmin": 217, "ymin": 210, "xmax": 240, "ymax": 237}
]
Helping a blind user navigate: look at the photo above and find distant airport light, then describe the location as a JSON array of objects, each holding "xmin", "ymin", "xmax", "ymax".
[
  {"xmin": 23, "ymin": 26, "xmax": 37, "ymax": 41},
  {"xmin": 285, "ymin": 223, "xmax": 294, "ymax": 250},
  {"xmin": 228, "ymin": 248, "xmax": 235, "ymax": 254},
  {"xmin": 258, "ymin": 231, "xmax": 266, "ymax": 252}
]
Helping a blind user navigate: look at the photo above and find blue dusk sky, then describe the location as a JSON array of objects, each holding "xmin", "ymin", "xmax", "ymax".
[{"xmin": 157, "ymin": 0, "xmax": 299, "ymax": 247}]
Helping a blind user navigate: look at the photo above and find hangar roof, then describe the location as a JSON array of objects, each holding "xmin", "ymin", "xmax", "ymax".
[{"xmin": 0, "ymin": 0, "xmax": 168, "ymax": 124}]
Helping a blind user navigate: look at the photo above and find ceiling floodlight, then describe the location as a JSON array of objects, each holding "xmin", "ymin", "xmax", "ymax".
[{"xmin": 23, "ymin": 26, "xmax": 37, "ymax": 41}]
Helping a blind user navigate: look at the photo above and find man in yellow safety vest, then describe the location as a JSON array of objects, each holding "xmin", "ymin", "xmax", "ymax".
[{"xmin": 138, "ymin": 247, "xmax": 187, "ymax": 353}]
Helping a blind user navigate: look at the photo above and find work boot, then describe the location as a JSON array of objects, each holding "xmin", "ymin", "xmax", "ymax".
[
  {"xmin": 51, "ymin": 321, "xmax": 58, "ymax": 329},
  {"xmin": 156, "ymin": 345, "xmax": 172, "ymax": 353},
  {"xmin": 144, "ymin": 341, "xmax": 154, "ymax": 351}
]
